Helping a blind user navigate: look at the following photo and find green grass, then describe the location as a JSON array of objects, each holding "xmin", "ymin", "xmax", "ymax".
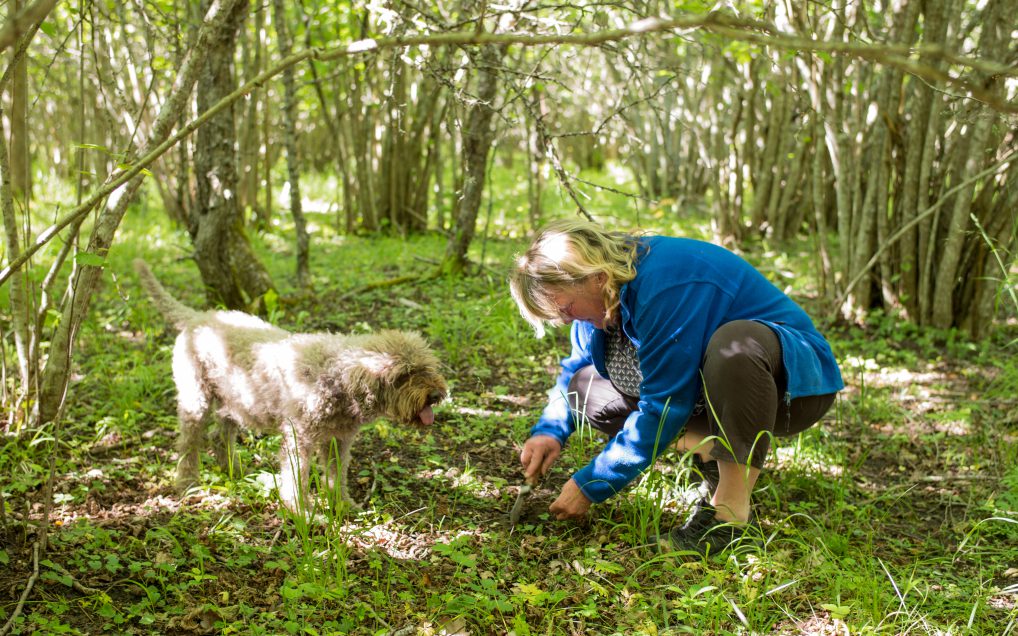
[{"xmin": 1, "ymin": 167, "xmax": 1017, "ymax": 634}]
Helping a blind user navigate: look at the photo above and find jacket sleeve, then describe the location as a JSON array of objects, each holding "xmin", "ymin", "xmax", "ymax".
[
  {"xmin": 571, "ymin": 282, "xmax": 731, "ymax": 503},
  {"xmin": 529, "ymin": 321, "xmax": 595, "ymax": 447}
]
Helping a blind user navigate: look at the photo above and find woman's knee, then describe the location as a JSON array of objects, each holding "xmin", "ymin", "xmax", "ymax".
[
  {"xmin": 567, "ymin": 365, "xmax": 633, "ymax": 436},
  {"xmin": 567, "ymin": 365, "xmax": 600, "ymax": 397},
  {"xmin": 703, "ymin": 320, "xmax": 782, "ymax": 384}
]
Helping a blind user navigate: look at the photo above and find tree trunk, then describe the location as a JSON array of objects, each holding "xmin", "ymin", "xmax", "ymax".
[
  {"xmin": 898, "ymin": 0, "xmax": 949, "ymax": 318},
  {"xmin": 349, "ymin": 63, "xmax": 378, "ymax": 231},
  {"xmin": 403, "ymin": 76, "xmax": 444, "ymax": 232},
  {"xmin": 441, "ymin": 44, "xmax": 505, "ymax": 275},
  {"xmin": 0, "ymin": 7, "xmax": 44, "ymax": 428},
  {"xmin": 238, "ymin": 0, "xmax": 265, "ymax": 225},
  {"xmin": 382, "ymin": 52, "xmax": 407, "ymax": 232},
  {"xmin": 916, "ymin": 70, "xmax": 948, "ymax": 324},
  {"xmin": 8, "ymin": 0, "xmax": 30, "ymax": 201},
  {"xmin": 967, "ymin": 168, "xmax": 1017, "ymax": 337},
  {"xmin": 37, "ymin": 0, "xmax": 247, "ymax": 426},
  {"xmin": 0, "ymin": 105, "xmax": 32, "ymax": 429},
  {"xmin": 297, "ymin": 5, "xmax": 353, "ymax": 235},
  {"xmin": 271, "ymin": 0, "xmax": 309, "ymax": 288},
  {"xmin": 751, "ymin": 79, "xmax": 786, "ymax": 231},
  {"xmin": 930, "ymin": 0, "xmax": 1006, "ymax": 328},
  {"xmin": 191, "ymin": 0, "xmax": 272, "ymax": 310}
]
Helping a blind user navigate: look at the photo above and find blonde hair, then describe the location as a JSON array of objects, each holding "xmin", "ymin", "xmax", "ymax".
[{"xmin": 509, "ymin": 219, "xmax": 642, "ymax": 336}]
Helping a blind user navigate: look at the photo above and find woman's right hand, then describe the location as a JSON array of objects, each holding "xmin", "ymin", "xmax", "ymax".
[{"xmin": 520, "ymin": 435, "xmax": 562, "ymax": 484}]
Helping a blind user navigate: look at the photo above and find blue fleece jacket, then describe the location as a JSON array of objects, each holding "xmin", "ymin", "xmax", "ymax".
[{"xmin": 530, "ymin": 236, "xmax": 844, "ymax": 503}]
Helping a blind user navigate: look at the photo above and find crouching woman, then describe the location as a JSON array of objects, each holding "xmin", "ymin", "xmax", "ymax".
[{"xmin": 508, "ymin": 219, "xmax": 843, "ymax": 554}]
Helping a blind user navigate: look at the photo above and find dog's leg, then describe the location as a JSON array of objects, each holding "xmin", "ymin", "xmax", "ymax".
[
  {"xmin": 174, "ymin": 351, "xmax": 212, "ymax": 492},
  {"xmin": 211, "ymin": 416, "xmax": 241, "ymax": 479},
  {"xmin": 277, "ymin": 421, "xmax": 312, "ymax": 514},
  {"xmin": 336, "ymin": 433, "xmax": 360, "ymax": 509},
  {"xmin": 319, "ymin": 439, "xmax": 339, "ymax": 490},
  {"xmin": 176, "ymin": 408, "xmax": 209, "ymax": 492}
]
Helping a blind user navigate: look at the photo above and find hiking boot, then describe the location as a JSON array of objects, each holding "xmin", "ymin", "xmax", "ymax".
[{"xmin": 649, "ymin": 499, "xmax": 758, "ymax": 556}]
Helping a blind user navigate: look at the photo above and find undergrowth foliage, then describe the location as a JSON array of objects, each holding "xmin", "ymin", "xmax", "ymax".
[{"xmin": 1, "ymin": 210, "xmax": 1017, "ymax": 635}]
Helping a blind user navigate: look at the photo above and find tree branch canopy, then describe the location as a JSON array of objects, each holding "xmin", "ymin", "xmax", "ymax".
[{"xmin": 3, "ymin": 10, "xmax": 1015, "ymax": 287}]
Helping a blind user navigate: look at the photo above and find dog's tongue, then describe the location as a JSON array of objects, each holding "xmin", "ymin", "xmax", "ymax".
[{"xmin": 418, "ymin": 405, "xmax": 435, "ymax": 425}]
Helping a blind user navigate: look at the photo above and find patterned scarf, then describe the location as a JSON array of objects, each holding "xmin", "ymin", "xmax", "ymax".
[{"xmin": 604, "ymin": 327, "xmax": 642, "ymax": 397}]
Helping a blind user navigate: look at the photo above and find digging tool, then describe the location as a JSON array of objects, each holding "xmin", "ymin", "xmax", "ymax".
[{"xmin": 508, "ymin": 475, "xmax": 539, "ymax": 525}]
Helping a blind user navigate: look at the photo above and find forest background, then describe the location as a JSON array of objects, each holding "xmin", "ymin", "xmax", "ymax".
[{"xmin": 0, "ymin": 0, "xmax": 1016, "ymax": 634}]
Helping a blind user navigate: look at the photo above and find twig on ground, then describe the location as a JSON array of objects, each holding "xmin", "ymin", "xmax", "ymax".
[
  {"xmin": 915, "ymin": 474, "xmax": 995, "ymax": 482},
  {"xmin": 0, "ymin": 541, "xmax": 40, "ymax": 636},
  {"xmin": 397, "ymin": 298, "xmax": 425, "ymax": 311},
  {"xmin": 337, "ymin": 274, "xmax": 434, "ymax": 302},
  {"xmin": 47, "ymin": 560, "xmax": 101, "ymax": 595}
]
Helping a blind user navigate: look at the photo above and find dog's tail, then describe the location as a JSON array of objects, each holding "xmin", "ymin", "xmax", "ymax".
[{"xmin": 133, "ymin": 259, "xmax": 200, "ymax": 325}]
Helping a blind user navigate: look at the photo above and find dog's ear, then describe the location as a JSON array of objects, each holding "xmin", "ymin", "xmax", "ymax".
[{"xmin": 358, "ymin": 351, "xmax": 412, "ymax": 385}]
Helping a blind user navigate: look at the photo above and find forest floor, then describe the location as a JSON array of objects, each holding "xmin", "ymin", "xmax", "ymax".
[{"xmin": 2, "ymin": 230, "xmax": 1017, "ymax": 635}]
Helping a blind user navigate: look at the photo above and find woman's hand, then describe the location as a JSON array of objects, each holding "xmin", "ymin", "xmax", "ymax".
[
  {"xmin": 520, "ymin": 435, "xmax": 562, "ymax": 483},
  {"xmin": 549, "ymin": 478, "xmax": 591, "ymax": 520}
]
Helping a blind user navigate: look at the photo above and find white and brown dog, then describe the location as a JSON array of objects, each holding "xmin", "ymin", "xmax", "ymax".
[{"xmin": 134, "ymin": 259, "xmax": 447, "ymax": 513}]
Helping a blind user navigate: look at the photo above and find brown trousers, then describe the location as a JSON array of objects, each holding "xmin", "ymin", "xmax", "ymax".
[{"xmin": 567, "ymin": 320, "xmax": 836, "ymax": 468}]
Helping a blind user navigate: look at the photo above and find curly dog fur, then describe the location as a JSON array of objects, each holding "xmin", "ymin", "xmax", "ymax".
[{"xmin": 134, "ymin": 259, "xmax": 447, "ymax": 512}]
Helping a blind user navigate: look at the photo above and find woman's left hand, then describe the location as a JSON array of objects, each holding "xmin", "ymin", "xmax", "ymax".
[{"xmin": 549, "ymin": 478, "xmax": 591, "ymax": 520}]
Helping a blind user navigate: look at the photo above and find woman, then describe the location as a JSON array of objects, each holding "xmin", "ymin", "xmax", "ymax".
[{"xmin": 509, "ymin": 219, "xmax": 843, "ymax": 554}]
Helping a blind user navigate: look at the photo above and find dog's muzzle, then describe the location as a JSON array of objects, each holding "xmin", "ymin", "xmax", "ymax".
[{"xmin": 417, "ymin": 390, "xmax": 445, "ymax": 425}]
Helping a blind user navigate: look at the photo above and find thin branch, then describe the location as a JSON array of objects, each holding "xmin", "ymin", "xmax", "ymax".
[
  {"xmin": 47, "ymin": 561, "xmax": 102, "ymax": 595},
  {"xmin": 0, "ymin": 0, "xmax": 59, "ymax": 53},
  {"xmin": 337, "ymin": 273, "xmax": 434, "ymax": 302},
  {"xmin": 0, "ymin": 541, "xmax": 40, "ymax": 636},
  {"xmin": 569, "ymin": 174, "xmax": 652, "ymax": 202},
  {"xmin": 709, "ymin": 24, "xmax": 1016, "ymax": 113}
]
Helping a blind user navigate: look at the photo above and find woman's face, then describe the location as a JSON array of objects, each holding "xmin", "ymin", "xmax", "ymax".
[{"xmin": 549, "ymin": 275, "xmax": 608, "ymax": 329}]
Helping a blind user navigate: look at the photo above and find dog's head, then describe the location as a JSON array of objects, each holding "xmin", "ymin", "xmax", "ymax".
[
  {"xmin": 365, "ymin": 331, "xmax": 448, "ymax": 426},
  {"xmin": 392, "ymin": 366, "xmax": 448, "ymax": 426}
]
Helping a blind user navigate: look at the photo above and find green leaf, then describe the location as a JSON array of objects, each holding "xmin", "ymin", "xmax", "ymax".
[
  {"xmin": 76, "ymin": 252, "xmax": 106, "ymax": 267},
  {"xmin": 450, "ymin": 552, "xmax": 476, "ymax": 568},
  {"xmin": 594, "ymin": 559, "xmax": 623, "ymax": 574},
  {"xmin": 117, "ymin": 162, "xmax": 153, "ymax": 176},
  {"xmin": 39, "ymin": 21, "xmax": 57, "ymax": 37},
  {"xmin": 821, "ymin": 603, "xmax": 851, "ymax": 620},
  {"xmin": 0, "ymin": 549, "xmax": 8, "ymax": 565}
]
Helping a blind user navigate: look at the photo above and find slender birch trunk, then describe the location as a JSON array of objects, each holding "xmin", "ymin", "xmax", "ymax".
[{"xmin": 271, "ymin": 0, "xmax": 309, "ymax": 287}]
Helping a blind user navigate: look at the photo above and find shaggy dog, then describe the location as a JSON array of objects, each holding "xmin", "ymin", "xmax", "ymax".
[{"xmin": 134, "ymin": 259, "xmax": 447, "ymax": 513}]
